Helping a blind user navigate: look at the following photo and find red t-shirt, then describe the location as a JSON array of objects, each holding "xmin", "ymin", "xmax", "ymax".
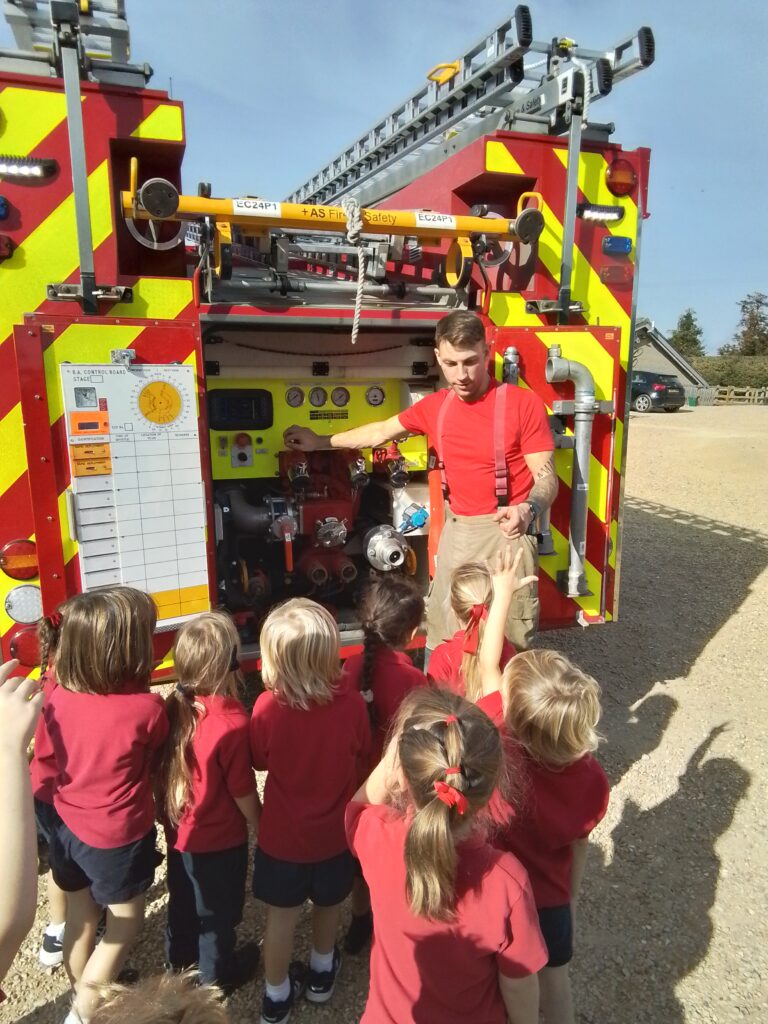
[
  {"xmin": 341, "ymin": 649, "xmax": 427, "ymax": 764},
  {"xmin": 346, "ymin": 801, "xmax": 547, "ymax": 1024},
  {"xmin": 165, "ymin": 695, "xmax": 255, "ymax": 854},
  {"xmin": 398, "ymin": 381, "xmax": 553, "ymax": 515},
  {"xmin": 250, "ymin": 687, "xmax": 370, "ymax": 862},
  {"xmin": 44, "ymin": 684, "xmax": 168, "ymax": 849},
  {"xmin": 30, "ymin": 676, "xmax": 58, "ymax": 805},
  {"xmin": 428, "ymin": 630, "xmax": 516, "ymax": 693}
]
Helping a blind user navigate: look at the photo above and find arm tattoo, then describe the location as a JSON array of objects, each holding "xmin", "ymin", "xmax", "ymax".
[{"xmin": 526, "ymin": 456, "xmax": 558, "ymax": 510}]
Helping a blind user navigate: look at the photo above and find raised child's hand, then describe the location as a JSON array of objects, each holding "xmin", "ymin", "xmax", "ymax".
[
  {"xmin": 0, "ymin": 660, "xmax": 44, "ymax": 756},
  {"xmin": 489, "ymin": 546, "xmax": 538, "ymax": 601}
]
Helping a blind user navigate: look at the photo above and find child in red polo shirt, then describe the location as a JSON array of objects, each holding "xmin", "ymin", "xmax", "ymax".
[
  {"xmin": 428, "ymin": 560, "xmax": 516, "ymax": 700},
  {"xmin": 250, "ymin": 599, "xmax": 370, "ymax": 1024},
  {"xmin": 41, "ymin": 587, "xmax": 168, "ymax": 1024},
  {"xmin": 477, "ymin": 550, "xmax": 610, "ymax": 1024},
  {"xmin": 346, "ymin": 686, "xmax": 547, "ymax": 1024},
  {"xmin": 340, "ymin": 575, "xmax": 427, "ymax": 954},
  {"xmin": 158, "ymin": 611, "xmax": 260, "ymax": 993}
]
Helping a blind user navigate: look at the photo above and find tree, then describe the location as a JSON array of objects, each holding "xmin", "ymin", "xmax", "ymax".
[
  {"xmin": 719, "ymin": 292, "xmax": 768, "ymax": 356},
  {"xmin": 668, "ymin": 309, "xmax": 706, "ymax": 359}
]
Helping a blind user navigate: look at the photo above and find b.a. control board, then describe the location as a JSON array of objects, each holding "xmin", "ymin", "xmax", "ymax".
[
  {"xmin": 59, "ymin": 364, "xmax": 210, "ymax": 625},
  {"xmin": 207, "ymin": 377, "xmax": 429, "ymax": 480}
]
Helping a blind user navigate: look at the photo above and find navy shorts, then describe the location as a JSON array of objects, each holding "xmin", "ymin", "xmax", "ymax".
[
  {"xmin": 50, "ymin": 822, "xmax": 160, "ymax": 906},
  {"xmin": 34, "ymin": 798, "xmax": 63, "ymax": 846},
  {"xmin": 538, "ymin": 904, "xmax": 573, "ymax": 967},
  {"xmin": 252, "ymin": 847, "xmax": 355, "ymax": 908}
]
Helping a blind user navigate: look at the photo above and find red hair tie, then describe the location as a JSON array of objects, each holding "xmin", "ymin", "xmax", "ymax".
[
  {"xmin": 462, "ymin": 603, "xmax": 488, "ymax": 655},
  {"xmin": 433, "ymin": 780, "xmax": 468, "ymax": 815},
  {"xmin": 47, "ymin": 611, "xmax": 62, "ymax": 630},
  {"xmin": 444, "ymin": 715, "xmax": 457, "ymax": 725},
  {"xmin": 444, "ymin": 766, "xmax": 461, "ymax": 775}
]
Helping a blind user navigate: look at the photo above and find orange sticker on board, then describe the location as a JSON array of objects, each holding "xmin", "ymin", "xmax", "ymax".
[
  {"xmin": 69, "ymin": 411, "xmax": 110, "ymax": 436},
  {"xmin": 70, "ymin": 443, "xmax": 110, "ymax": 461},
  {"xmin": 72, "ymin": 458, "xmax": 112, "ymax": 477}
]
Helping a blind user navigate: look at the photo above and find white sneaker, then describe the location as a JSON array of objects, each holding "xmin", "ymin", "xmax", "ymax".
[{"xmin": 39, "ymin": 929, "xmax": 64, "ymax": 968}]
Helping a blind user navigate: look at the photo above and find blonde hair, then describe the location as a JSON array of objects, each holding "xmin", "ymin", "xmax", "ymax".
[
  {"xmin": 160, "ymin": 611, "xmax": 242, "ymax": 826},
  {"xmin": 260, "ymin": 598, "xmax": 340, "ymax": 710},
  {"xmin": 395, "ymin": 688, "xmax": 502, "ymax": 921},
  {"xmin": 90, "ymin": 970, "xmax": 229, "ymax": 1024},
  {"xmin": 448, "ymin": 561, "xmax": 493, "ymax": 702},
  {"xmin": 501, "ymin": 649, "xmax": 602, "ymax": 766},
  {"xmin": 38, "ymin": 587, "xmax": 156, "ymax": 695}
]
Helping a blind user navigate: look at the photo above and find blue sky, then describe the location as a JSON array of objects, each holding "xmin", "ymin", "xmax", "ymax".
[{"xmin": 3, "ymin": 1, "xmax": 766, "ymax": 352}]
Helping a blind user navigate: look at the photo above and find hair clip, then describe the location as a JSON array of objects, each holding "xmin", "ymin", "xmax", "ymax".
[{"xmin": 433, "ymin": 780, "xmax": 468, "ymax": 815}]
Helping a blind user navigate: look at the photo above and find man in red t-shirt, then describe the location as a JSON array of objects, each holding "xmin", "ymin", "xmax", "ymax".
[{"xmin": 284, "ymin": 311, "xmax": 557, "ymax": 652}]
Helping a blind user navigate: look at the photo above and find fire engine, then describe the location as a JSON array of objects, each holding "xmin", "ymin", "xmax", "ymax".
[{"xmin": 0, "ymin": 2, "xmax": 654, "ymax": 674}]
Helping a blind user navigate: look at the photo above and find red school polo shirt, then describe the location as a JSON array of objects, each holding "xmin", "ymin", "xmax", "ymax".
[
  {"xmin": 341, "ymin": 649, "xmax": 427, "ymax": 764},
  {"xmin": 346, "ymin": 801, "xmax": 547, "ymax": 1024},
  {"xmin": 30, "ymin": 676, "xmax": 59, "ymax": 806},
  {"xmin": 44, "ymin": 684, "xmax": 168, "ymax": 849},
  {"xmin": 250, "ymin": 687, "xmax": 370, "ymax": 862},
  {"xmin": 165, "ymin": 695, "xmax": 255, "ymax": 854},
  {"xmin": 428, "ymin": 630, "xmax": 516, "ymax": 697},
  {"xmin": 398, "ymin": 381, "xmax": 553, "ymax": 516}
]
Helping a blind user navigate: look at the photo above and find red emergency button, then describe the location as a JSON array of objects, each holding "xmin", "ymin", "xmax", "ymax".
[{"xmin": 235, "ymin": 432, "xmax": 251, "ymax": 447}]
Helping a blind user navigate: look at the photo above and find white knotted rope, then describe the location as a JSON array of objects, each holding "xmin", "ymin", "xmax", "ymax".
[{"xmin": 341, "ymin": 195, "xmax": 366, "ymax": 346}]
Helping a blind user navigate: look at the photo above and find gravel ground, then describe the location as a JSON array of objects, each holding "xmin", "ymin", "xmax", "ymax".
[{"xmin": 3, "ymin": 405, "xmax": 767, "ymax": 1024}]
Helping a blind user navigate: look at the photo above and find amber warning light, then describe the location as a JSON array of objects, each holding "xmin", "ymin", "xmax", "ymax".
[
  {"xmin": 0, "ymin": 539, "xmax": 39, "ymax": 581},
  {"xmin": 605, "ymin": 159, "xmax": 637, "ymax": 197}
]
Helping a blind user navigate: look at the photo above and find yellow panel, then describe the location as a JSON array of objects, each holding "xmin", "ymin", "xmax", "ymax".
[
  {"xmin": 180, "ymin": 598, "xmax": 209, "ymax": 615},
  {"xmin": 154, "ymin": 653, "xmax": 175, "ymax": 675},
  {"xmin": 0, "ymin": 161, "xmax": 114, "ymax": 343},
  {"xmin": 58, "ymin": 488, "xmax": 77, "ymax": 566},
  {"xmin": 534, "ymin": 330, "xmax": 614, "ymax": 401},
  {"xmin": 485, "ymin": 140, "xmax": 525, "ymax": 175},
  {"xmin": 44, "ymin": 323, "xmax": 144, "ymax": 425},
  {"xmin": 178, "ymin": 584, "xmax": 209, "ymax": 604},
  {"xmin": 0, "ymin": 404, "xmax": 27, "ymax": 492},
  {"xmin": 539, "ymin": 521, "xmax": 603, "ymax": 617},
  {"xmin": 109, "ymin": 278, "xmax": 193, "ymax": 319},
  {"xmin": 151, "ymin": 589, "xmax": 181, "ymax": 608},
  {"xmin": 488, "ymin": 292, "xmax": 544, "ymax": 328},
  {"xmin": 158, "ymin": 604, "xmax": 181, "ymax": 619},
  {"xmin": 609, "ymin": 517, "xmax": 618, "ymax": 570},
  {"xmin": 0, "ymin": 86, "xmax": 68, "ymax": 154},
  {"xmin": 553, "ymin": 149, "xmax": 638, "ymax": 261},
  {"xmin": 208, "ymin": 377, "xmax": 428, "ymax": 480},
  {"xmin": 131, "ymin": 103, "xmax": 184, "ymax": 142}
]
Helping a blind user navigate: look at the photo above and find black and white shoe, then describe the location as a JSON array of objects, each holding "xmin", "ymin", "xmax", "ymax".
[
  {"xmin": 305, "ymin": 946, "xmax": 341, "ymax": 1004},
  {"xmin": 39, "ymin": 930, "xmax": 64, "ymax": 968},
  {"xmin": 260, "ymin": 961, "xmax": 307, "ymax": 1024}
]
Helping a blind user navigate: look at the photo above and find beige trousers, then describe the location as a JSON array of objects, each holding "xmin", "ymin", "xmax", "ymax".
[{"xmin": 426, "ymin": 509, "xmax": 540, "ymax": 651}]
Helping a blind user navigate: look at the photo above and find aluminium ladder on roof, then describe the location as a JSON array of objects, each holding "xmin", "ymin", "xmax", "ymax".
[{"xmin": 285, "ymin": 5, "xmax": 653, "ymax": 209}]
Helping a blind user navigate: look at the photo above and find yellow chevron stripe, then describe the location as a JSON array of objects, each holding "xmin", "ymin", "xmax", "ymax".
[
  {"xmin": 0, "ymin": 404, "xmax": 27, "ymax": 492},
  {"xmin": 553, "ymin": 149, "xmax": 638, "ymax": 262},
  {"xmin": 534, "ymin": 329, "xmax": 614, "ymax": 401},
  {"xmin": 485, "ymin": 140, "xmax": 525, "ymax": 175},
  {"xmin": 58, "ymin": 487, "xmax": 77, "ymax": 566},
  {"xmin": 539, "ymin": 521, "xmax": 603, "ymax": 617},
  {"xmin": 0, "ymin": 86, "xmax": 68, "ymax": 154},
  {"xmin": 0, "ymin": 161, "xmax": 114, "ymax": 344},
  {"xmin": 609, "ymin": 517, "xmax": 618, "ymax": 570},
  {"xmin": 109, "ymin": 278, "xmax": 193, "ymax": 319},
  {"xmin": 130, "ymin": 103, "xmax": 183, "ymax": 142},
  {"xmin": 44, "ymin": 323, "xmax": 145, "ymax": 425},
  {"xmin": 488, "ymin": 292, "xmax": 544, "ymax": 328}
]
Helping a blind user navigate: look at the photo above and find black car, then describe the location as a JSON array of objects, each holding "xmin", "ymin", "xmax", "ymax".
[{"xmin": 630, "ymin": 371, "xmax": 686, "ymax": 412}]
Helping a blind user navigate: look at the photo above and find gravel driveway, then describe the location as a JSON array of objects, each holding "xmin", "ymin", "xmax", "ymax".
[{"xmin": 4, "ymin": 405, "xmax": 766, "ymax": 1024}]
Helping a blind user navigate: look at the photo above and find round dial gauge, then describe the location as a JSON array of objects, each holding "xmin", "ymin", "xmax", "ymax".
[
  {"xmin": 309, "ymin": 386, "xmax": 327, "ymax": 407},
  {"xmin": 285, "ymin": 386, "xmax": 304, "ymax": 408},
  {"xmin": 331, "ymin": 386, "xmax": 350, "ymax": 407},
  {"xmin": 365, "ymin": 384, "xmax": 385, "ymax": 407},
  {"xmin": 138, "ymin": 381, "xmax": 182, "ymax": 425}
]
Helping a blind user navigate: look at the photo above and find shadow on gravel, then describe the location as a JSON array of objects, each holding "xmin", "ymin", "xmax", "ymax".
[
  {"xmin": 540, "ymin": 499, "xmax": 768, "ymax": 785},
  {"xmin": 576, "ymin": 726, "xmax": 750, "ymax": 1023}
]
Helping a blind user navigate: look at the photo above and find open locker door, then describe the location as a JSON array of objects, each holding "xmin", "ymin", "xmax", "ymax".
[
  {"xmin": 488, "ymin": 324, "xmax": 623, "ymax": 629},
  {"xmin": 13, "ymin": 313, "xmax": 214, "ymax": 675}
]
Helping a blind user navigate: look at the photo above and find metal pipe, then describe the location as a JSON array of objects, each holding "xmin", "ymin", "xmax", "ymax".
[
  {"xmin": 557, "ymin": 83, "xmax": 585, "ymax": 323},
  {"xmin": 225, "ymin": 490, "xmax": 271, "ymax": 534},
  {"xmin": 545, "ymin": 346, "xmax": 595, "ymax": 596}
]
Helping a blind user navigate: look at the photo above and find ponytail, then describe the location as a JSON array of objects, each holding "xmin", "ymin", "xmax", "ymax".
[
  {"xmin": 449, "ymin": 563, "xmax": 493, "ymax": 702},
  {"xmin": 159, "ymin": 685, "xmax": 200, "ymax": 826},
  {"xmin": 360, "ymin": 628, "xmax": 381, "ymax": 727},
  {"xmin": 37, "ymin": 610, "xmax": 63, "ymax": 680},
  {"xmin": 396, "ymin": 689, "xmax": 501, "ymax": 920}
]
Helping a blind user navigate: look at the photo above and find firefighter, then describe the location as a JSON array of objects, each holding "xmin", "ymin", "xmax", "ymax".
[{"xmin": 284, "ymin": 311, "xmax": 557, "ymax": 654}]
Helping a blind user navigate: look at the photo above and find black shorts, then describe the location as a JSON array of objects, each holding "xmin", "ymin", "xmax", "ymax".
[
  {"xmin": 252, "ymin": 847, "xmax": 354, "ymax": 909},
  {"xmin": 50, "ymin": 822, "xmax": 159, "ymax": 906},
  {"xmin": 34, "ymin": 798, "xmax": 63, "ymax": 846},
  {"xmin": 538, "ymin": 904, "xmax": 573, "ymax": 967}
]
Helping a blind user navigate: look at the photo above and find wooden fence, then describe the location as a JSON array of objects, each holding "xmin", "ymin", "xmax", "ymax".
[{"xmin": 683, "ymin": 385, "xmax": 767, "ymax": 406}]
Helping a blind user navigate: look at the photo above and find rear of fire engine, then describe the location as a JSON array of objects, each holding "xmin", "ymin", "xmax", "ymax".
[{"xmin": 0, "ymin": 2, "xmax": 654, "ymax": 674}]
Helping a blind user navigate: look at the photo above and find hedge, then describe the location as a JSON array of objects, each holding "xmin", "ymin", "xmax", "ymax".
[{"xmin": 690, "ymin": 356, "xmax": 768, "ymax": 388}]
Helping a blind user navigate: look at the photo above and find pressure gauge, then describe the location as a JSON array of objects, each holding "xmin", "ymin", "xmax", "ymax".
[
  {"xmin": 331, "ymin": 386, "xmax": 350, "ymax": 407},
  {"xmin": 309, "ymin": 386, "xmax": 327, "ymax": 407},
  {"xmin": 285, "ymin": 386, "xmax": 304, "ymax": 408},
  {"xmin": 365, "ymin": 384, "xmax": 385, "ymax": 407}
]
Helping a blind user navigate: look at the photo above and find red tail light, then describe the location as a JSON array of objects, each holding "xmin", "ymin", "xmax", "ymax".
[
  {"xmin": 8, "ymin": 625, "xmax": 41, "ymax": 667},
  {"xmin": 0, "ymin": 539, "xmax": 39, "ymax": 580},
  {"xmin": 606, "ymin": 158, "xmax": 637, "ymax": 197},
  {"xmin": 652, "ymin": 383, "xmax": 665, "ymax": 391}
]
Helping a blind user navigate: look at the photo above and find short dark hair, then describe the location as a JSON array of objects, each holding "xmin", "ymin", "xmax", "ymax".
[{"xmin": 435, "ymin": 311, "xmax": 487, "ymax": 349}]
